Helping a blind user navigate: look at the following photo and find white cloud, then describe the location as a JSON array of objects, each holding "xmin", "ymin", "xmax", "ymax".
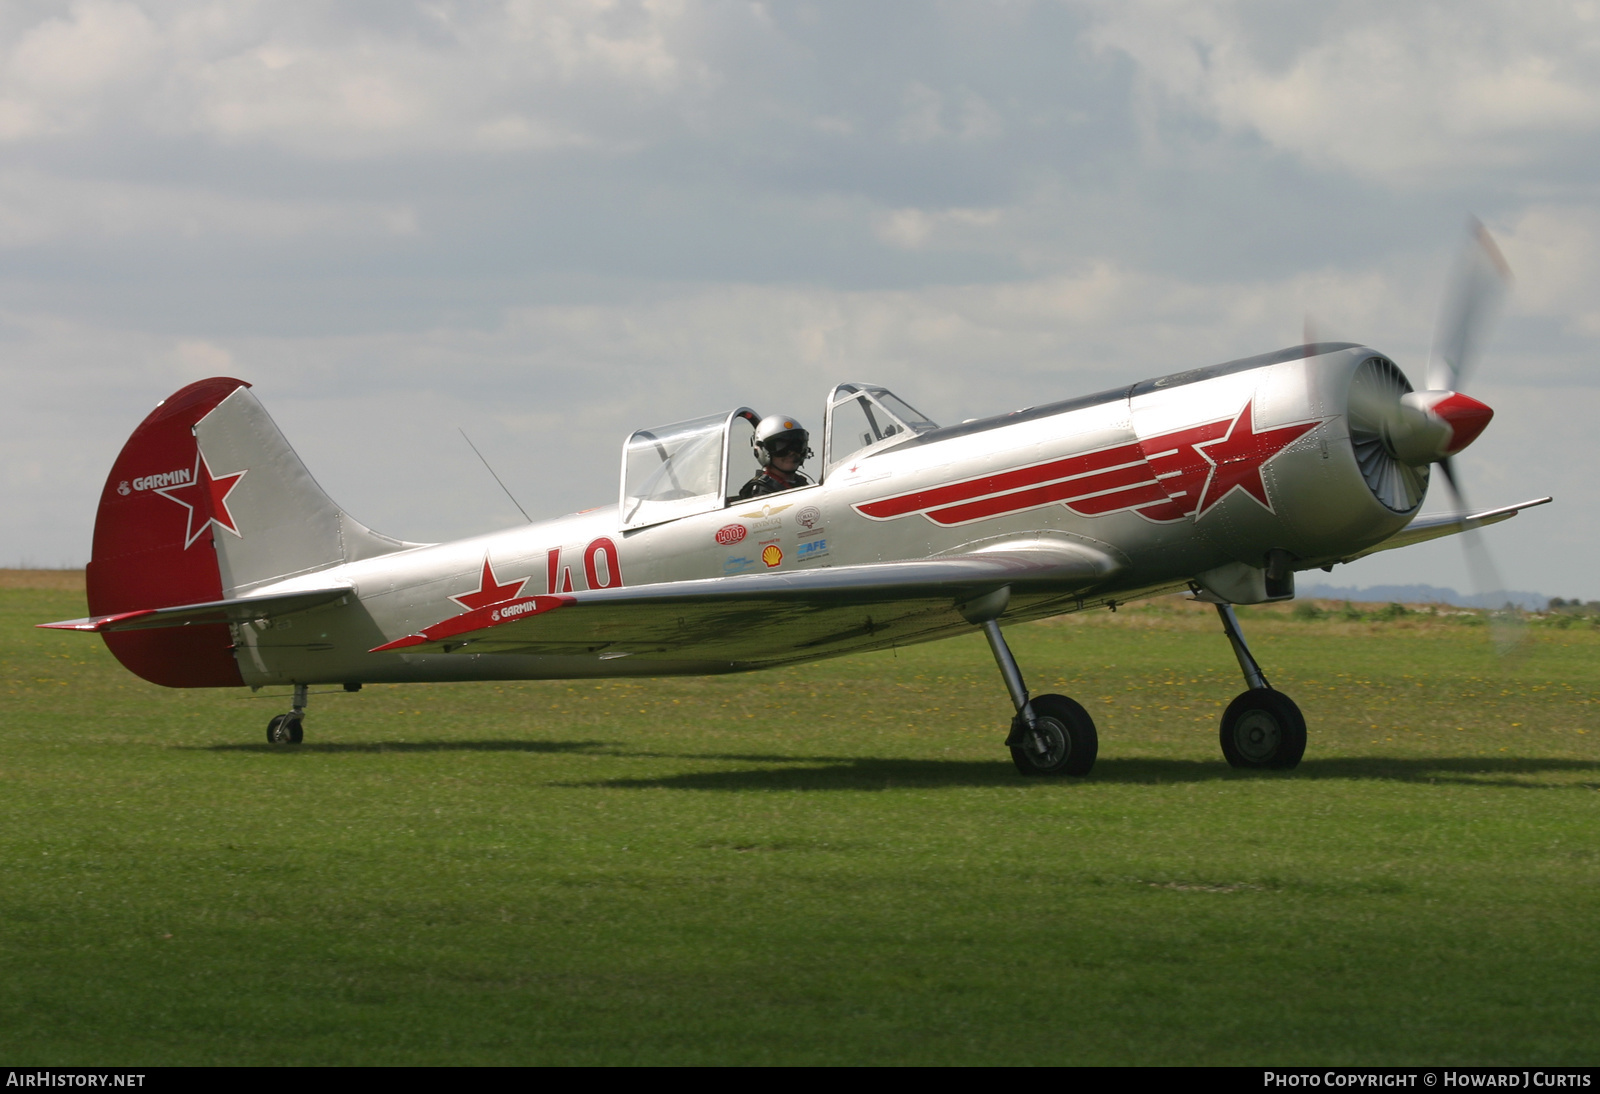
[
  {"xmin": 0, "ymin": 1, "xmax": 162, "ymax": 138},
  {"xmin": 896, "ymin": 81, "xmax": 1004, "ymax": 143},
  {"xmin": 874, "ymin": 206, "xmax": 1003, "ymax": 250},
  {"xmin": 1083, "ymin": 0, "xmax": 1600, "ymax": 184},
  {"xmin": 0, "ymin": 170, "xmax": 416, "ymax": 246},
  {"xmin": 1498, "ymin": 204, "xmax": 1600, "ymax": 338},
  {"xmin": 0, "ymin": 257, "xmax": 1492, "ymax": 540},
  {"xmin": 0, "ymin": 0, "xmax": 721, "ymax": 156}
]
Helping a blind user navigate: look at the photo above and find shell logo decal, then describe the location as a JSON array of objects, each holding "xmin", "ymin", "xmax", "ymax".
[{"xmin": 761, "ymin": 544, "xmax": 783, "ymax": 568}]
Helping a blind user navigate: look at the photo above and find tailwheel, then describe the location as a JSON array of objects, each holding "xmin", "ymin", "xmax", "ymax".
[
  {"xmin": 1219, "ymin": 690, "xmax": 1305, "ymax": 770},
  {"xmin": 1009, "ymin": 693, "xmax": 1098, "ymax": 777},
  {"xmin": 266, "ymin": 713, "xmax": 304, "ymax": 745}
]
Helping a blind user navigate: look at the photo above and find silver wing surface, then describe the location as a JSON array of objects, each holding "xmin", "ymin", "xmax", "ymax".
[
  {"xmin": 373, "ymin": 545, "xmax": 1120, "ymax": 668},
  {"xmin": 1336, "ymin": 497, "xmax": 1551, "ymax": 564}
]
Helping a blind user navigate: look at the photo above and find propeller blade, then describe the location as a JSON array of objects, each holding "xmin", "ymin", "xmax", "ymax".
[
  {"xmin": 1439, "ymin": 458, "xmax": 1524, "ymax": 654},
  {"xmin": 1428, "ymin": 218, "xmax": 1512, "ymax": 392}
]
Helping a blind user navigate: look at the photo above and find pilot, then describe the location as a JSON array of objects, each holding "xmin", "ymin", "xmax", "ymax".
[{"xmin": 739, "ymin": 414, "xmax": 814, "ymax": 498}]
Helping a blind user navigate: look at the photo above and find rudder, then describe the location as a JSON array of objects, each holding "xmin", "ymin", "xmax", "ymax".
[{"xmin": 88, "ymin": 377, "xmax": 251, "ymax": 687}]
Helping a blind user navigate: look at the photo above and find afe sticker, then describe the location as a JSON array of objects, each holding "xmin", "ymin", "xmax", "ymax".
[
  {"xmin": 761, "ymin": 544, "xmax": 783, "ymax": 568},
  {"xmin": 716, "ymin": 524, "xmax": 747, "ymax": 545}
]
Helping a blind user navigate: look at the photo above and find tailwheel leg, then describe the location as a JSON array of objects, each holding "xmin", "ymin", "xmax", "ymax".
[
  {"xmin": 977, "ymin": 616, "xmax": 1097, "ymax": 777},
  {"xmin": 1214, "ymin": 604, "xmax": 1305, "ymax": 769},
  {"xmin": 266, "ymin": 683, "xmax": 307, "ymax": 746}
]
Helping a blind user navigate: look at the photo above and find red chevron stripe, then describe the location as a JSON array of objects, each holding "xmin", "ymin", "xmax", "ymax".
[
  {"xmin": 927, "ymin": 462, "xmax": 1165, "ymax": 525},
  {"xmin": 853, "ymin": 399, "xmax": 1324, "ymax": 529},
  {"xmin": 856, "ymin": 441, "xmax": 1145, "ymax": 520}
]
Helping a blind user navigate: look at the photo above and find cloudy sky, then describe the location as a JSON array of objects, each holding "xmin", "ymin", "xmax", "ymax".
[{"xmin": 2, "ymin": 0, "xmax": 1596, "ymax": 599}]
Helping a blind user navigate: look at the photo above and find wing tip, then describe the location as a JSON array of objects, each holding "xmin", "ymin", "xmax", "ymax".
[{"xmin": 37, "ymin": 610, "xmax": 155, "ymax": 633}]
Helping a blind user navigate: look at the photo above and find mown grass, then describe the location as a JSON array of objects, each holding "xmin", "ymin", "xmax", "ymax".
[{"xmin": 2, "ymin": 573, "xmax": 1598, "ymax": 1065}]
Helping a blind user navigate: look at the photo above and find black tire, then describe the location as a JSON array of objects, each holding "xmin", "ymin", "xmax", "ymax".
[
  {"xmin": 1010, "ymin": 693, "xmax": 1098, "ymax": 777},
  {"xmin": 266, "ymin": 713, "xmax": 304, "ymax": 745},
  {"xmin": 1219, "ymin": 689, "xmax": 1305, "ymax": 770}
]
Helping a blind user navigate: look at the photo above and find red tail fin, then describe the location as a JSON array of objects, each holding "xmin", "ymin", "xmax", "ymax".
[{"xmin": 87, "ymin": 377, "xmax": 250, "ymax": 687}]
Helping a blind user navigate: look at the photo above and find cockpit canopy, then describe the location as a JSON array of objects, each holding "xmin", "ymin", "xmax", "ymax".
[
  {"xmin": 821, "ymin": 383, "xmax": 938, "ymax": 474},
  {"xmin": 620, "ymin": 408, "xmax": 758, "ymax": 530},
  {"xmin": 618, "ymin": 384, "xmax": 937, "ymax": 529}
]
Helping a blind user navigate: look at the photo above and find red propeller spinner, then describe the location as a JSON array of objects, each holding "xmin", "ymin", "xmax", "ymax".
[{"xmin": 1388, "ymin": 389, "xmax": 1494, "ymax": 464}]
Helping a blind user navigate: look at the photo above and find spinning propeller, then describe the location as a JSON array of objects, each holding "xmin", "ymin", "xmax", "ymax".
[{"xmin": 1346, "ymin": 219, "xmax": 1519, "ymax": 648}]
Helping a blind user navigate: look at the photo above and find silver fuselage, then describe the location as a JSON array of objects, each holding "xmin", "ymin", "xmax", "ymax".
[{"xmin": 231, "ymin": 344, "xmax": 1414, "ymax": 687}]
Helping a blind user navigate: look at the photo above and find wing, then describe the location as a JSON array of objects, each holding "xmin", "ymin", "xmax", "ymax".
[
  {"xmin": 372, "ymin": 543, "xmax": 1120, "ymax": 668},
  {"xmin": 38, "ymin": 584, "xmax": 353, "ymax": 633},
  {"xmin": 1336, "ymin": 496, "xmax": 1551, "ymax": 564}
]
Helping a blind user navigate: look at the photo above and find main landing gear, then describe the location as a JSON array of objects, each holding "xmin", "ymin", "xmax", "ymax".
[
  {"xmin": 266, "ymin": 683, "xmax": 307, "ymax": 745},
  {"xmin": 965, "ymin": 588, "xmax": 1098, "ymax": 777},
  {"xmin": 1213, "ymin": 604, "xmax": 1305, "ymax": 769}
]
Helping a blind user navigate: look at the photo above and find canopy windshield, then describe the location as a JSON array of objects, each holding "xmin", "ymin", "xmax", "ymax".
[
  {"xmin": 620, "ymin": 408, "xmax": 757, "ymax": 529},
  {"xmin": 822, "ymin": 383, "xmax": 938, "ymax": 476}
]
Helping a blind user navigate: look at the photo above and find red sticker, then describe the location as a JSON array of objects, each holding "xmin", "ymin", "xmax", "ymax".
[{"xmin": 716, "ymin": 524, "xmax": 747, "ymax": 545}]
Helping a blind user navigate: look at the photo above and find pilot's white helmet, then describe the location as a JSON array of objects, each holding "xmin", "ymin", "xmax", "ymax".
[{"xmin": 753, "ymin": 414, "xmax": 813, "ymax": 466}]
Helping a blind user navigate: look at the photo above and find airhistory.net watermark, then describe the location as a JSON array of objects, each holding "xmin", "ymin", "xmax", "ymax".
[{"xmin": 5, "ymin": 1075, "xmax": 145, "ymax": 1088}]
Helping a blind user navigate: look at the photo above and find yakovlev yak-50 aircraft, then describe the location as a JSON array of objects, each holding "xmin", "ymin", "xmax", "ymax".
[{"xmin": 43, "ymin": 227, "xmax": 1550, "ymax": 775}]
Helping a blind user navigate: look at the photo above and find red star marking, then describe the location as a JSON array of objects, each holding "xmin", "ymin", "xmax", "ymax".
[
  {"xmin": 1192, "ymin": 401, "xmax": 1320, "ymax": 517},
  {"xmin": 450, "ymin": 556, "xmax": 530, "ymax": 612},
  {"xmin": 155, "ymin": 453, "xmax": 248, "ymax": 549}
]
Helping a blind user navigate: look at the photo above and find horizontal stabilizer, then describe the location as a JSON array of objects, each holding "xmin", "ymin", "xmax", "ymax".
[
  {"xmin": 372, "ymin": 544, "xmax": 1119, "ymax": 664},
  {"xmin": 39, "ymin": 584, "xmax": 351, "ymax": 634},
  {"xmin": 1339, "ymin": 496, "xmax": 1552, "ymax": 564}
]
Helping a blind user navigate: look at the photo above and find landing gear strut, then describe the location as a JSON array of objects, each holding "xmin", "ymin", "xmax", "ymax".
[
  {"xmin": 1214, "ymin": 604, "xmax": 1305, "ymax": 769},
  {"xmin": 266, "ymin": 683, "xmax": 307, "ymax": 745},
  {"xmin": 965, "ymin": 587, "xmax": 1097, "ymax": 777}
]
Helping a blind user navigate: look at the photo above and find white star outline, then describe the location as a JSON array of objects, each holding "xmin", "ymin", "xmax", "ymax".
[
  {"xmin": 153, "ymin": 451, "xmax": 248, "ymax": 550},
  {"xmin": 447, "ymin": 555, "xmax": 532, "ymax": 613},
  {"xmin": 1187, "ymin": 400, "xmax": 1327, "ymax": 520}
]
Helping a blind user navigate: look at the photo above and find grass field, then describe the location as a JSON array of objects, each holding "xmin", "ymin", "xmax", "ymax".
[{"xmin": 3, "ymin": 571, "xmax": 1598, "ymax": 1065}]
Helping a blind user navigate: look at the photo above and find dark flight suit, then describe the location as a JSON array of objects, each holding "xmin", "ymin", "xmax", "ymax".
[{"xmin": 738, "ymin": 465, "xmax": 812, "ymax": 499}]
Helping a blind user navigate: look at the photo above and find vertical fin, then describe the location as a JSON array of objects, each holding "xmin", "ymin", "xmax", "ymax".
[{"xmin": 194, "ymin": 386, "xmax": 417, "ymax": 594}]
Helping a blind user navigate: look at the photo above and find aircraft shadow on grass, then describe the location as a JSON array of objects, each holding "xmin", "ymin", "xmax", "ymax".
[
  {"xmin": 569, "ymin": 754, "xmax": 1600, "ymax": 792},
  {"xmin": 193, "ymin": 741, "xmax": 1599, "ymax": 792},
  {"xmin": 197, "ymin": 739, "xmax": 611, "ymax": 755},
  {"xmin": 199, "ymin": 739, "xmax": 824, "ymax": 764},
  {"xmin": 540, "ymin": 754, "xmax": 1600, "ymax": 790}
]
